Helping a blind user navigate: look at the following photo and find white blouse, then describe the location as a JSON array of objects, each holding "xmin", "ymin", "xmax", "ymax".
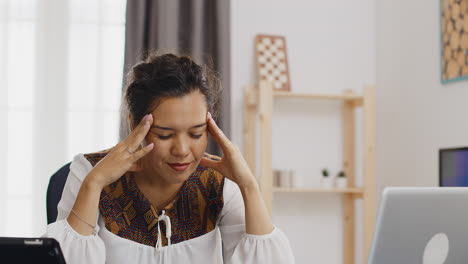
[{"xmin": 44, "ymin": 154, "xmax": 295, "ymax": 264}]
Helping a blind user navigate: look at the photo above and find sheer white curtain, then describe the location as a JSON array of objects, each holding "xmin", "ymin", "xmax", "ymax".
[{"xmin": 0, "ymin": 0, "xmax": 126, "ymax": 236}]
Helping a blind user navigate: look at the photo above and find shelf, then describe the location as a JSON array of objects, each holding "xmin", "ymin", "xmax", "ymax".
[
  {"xmin": 244, "ymin": 82, "xmax": 376, "ymax": 263},
  {"xmin": 273, "ymin": 187, "xmax": 364, "ymax": 194},
  {"xmin": 273, "ymin": 91, "xmax": 363, "ymax": 104}
]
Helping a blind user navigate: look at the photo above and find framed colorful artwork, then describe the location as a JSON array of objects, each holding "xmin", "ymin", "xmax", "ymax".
[{"xmin": 441, "ymin": 0, "xmax": 468, "ymax": 83}]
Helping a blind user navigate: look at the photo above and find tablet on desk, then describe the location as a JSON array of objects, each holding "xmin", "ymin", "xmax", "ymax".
[{"xmin": 0, "ymin": 237, "xmax": 66, "ymax": 264}]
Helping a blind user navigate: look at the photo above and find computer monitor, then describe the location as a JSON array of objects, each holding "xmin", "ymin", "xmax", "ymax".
[{"xmin": 439, "ymin": 147, "xmax": 468, "ymax": 186}]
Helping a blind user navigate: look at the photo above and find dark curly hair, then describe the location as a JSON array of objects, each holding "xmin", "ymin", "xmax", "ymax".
[{"xmin": 123, "ymin": 52, "xmax": 221, "ymax": 130}]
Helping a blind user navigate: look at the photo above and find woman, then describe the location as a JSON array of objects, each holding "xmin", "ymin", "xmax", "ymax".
[{"xmin": 46, "ymin": 53, "xmax": 294, "ymax": 263}]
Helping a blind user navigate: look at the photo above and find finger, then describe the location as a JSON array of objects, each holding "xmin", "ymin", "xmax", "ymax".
[
  {"xmin": 126, "ymin": 114, "xmax": 153, "ymax": 152},
  {"xmin": 199, "ymin": 156, "xmax": 222, "ymax": 171},
  {"xmin": 131, "ymin": 142, "xmax": 154, "ymax": 162},
  {"xmin": 203, "ymin": 152, "xmax": 221, "ymax": 160},
  {"xmin": 206, "ymin": 112, "xmax": 232, "ymax": 153},
  {"xmin": 128, "ymin": 143, "xmax": 154, "ymax": 171}
]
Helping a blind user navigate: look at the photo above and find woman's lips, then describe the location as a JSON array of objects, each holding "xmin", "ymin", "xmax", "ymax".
[{"xmin": 167, "ymin": 162, "xmax": 191, "ymax": 172}]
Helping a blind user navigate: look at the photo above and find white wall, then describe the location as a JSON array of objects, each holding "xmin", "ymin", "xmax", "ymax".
[
  {"xmin": 230, "ymin": 1, "xmax": 376, "ymax": 263},
  {"xmin": 376, "ymin": 0, "xmax": 468, "ymax": 194}
]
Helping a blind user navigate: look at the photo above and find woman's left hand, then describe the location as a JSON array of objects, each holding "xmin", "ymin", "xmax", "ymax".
[{"xmin": 199, "ymin": 112, "xmax": 257, "ymax": 189}]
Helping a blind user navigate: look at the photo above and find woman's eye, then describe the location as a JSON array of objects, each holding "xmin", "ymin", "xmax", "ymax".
[
  {"xmin": 191, "ymin": 134, "xmax": 203, "ymax": 139},
  {"xmin": 156, "ymin": 133, "xmax": 202, "ymax": 140},
  {"xmin": 157, "ymin": 135, "xmax": 172, "ymax": 140}
]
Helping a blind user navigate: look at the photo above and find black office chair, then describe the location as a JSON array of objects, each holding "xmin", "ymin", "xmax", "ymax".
[{"xmin": 46, "ymin": 162, "xmax": 71, "ymax": 224}]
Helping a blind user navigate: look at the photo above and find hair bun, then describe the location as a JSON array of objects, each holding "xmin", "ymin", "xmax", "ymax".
[{"xmin": 122, "ymin": 52, "xmax": 221, "ymax": 131}]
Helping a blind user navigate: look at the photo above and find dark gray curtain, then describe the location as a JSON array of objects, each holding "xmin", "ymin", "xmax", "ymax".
[{"xmin": 121, "ymin": 0, "xmax": 230, "ymax": 156}]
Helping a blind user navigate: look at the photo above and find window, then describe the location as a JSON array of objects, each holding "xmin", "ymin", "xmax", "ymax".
[{"xmin": 0, "ymin": 0, "xmax": 126, "ymax": 236}]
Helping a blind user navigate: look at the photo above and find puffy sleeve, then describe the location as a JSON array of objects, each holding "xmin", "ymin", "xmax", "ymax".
[
  {"xmin": 43, "ymin": 154, "xmax": 106, "ymax": 264},
  {"xmin": 218, "ymin": 178, "xmax": 295, "ymax": 264}
]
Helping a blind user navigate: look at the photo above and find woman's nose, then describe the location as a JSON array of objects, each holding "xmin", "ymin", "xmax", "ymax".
[{"xmin": 171, "ymin": 137, "xmax": 189, "ymax": 157}]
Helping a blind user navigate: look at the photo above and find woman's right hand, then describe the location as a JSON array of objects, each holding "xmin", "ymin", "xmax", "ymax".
[{"xmin": 84, "ymin": 113, "xmax": 154, "ymax": 190}]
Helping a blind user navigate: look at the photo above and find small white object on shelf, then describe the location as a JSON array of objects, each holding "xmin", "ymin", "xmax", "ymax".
[
  {"xmin": 320, "ymin": 168, "xmax": 334, "ymax": 188},
  {"xmin": 321, "ymin": 176, "xmax": 335, "ymax": 189},
  {"xmin": 335, "ymin": 177, "xmax": 348, "ymax": 189},
  {"xmin": 335, "ymin": 171, "xmax": 348, "ymax": 189},
  {"xmin": 273, "ymin": 169, "xmax": 295, "ymax": 187}
]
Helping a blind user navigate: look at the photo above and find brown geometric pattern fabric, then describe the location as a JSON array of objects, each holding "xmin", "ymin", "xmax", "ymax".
[{"xmin": 84, "ymin": 151, "xmax": 225, "ymax": 247}]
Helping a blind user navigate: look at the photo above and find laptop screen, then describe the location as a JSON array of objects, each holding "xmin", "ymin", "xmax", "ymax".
[{"xmin": 439, "ymin": 147, "xmax": 468, "ymax": 186}]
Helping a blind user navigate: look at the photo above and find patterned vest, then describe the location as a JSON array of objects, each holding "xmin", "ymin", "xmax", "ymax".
[{"xmin": 84, "ymin": 150, "xmax": 225, "ymax": 247}]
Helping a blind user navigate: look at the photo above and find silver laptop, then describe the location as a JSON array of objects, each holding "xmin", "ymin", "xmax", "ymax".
[{"xmin": 369, "ymin": 187, "xmax": 468, "ymax": 264}]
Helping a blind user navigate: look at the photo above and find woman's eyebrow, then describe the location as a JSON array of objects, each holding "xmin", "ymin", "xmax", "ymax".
[{"xmin": 151, "ymin": 122, "xmax": 207, "ymax": 131}]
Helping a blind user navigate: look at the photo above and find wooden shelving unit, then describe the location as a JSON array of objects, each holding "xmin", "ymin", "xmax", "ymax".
[
  {"xmin": 273, "ymin": 187, "xmax": 364, "ymax": 195},
  {"xmin": 243, "ymin": 81, "xmax": 376, "ymax": 264}
]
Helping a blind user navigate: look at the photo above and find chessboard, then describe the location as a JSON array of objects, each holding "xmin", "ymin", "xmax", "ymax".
[{"xmin": 255, "ymin": 34, "xmax": 291, "ymax": 91}]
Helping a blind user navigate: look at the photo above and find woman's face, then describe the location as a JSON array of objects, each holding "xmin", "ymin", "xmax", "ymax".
[{"xmin": 141, "ymin": 90, "xmax": 209, "ymax": 185}]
